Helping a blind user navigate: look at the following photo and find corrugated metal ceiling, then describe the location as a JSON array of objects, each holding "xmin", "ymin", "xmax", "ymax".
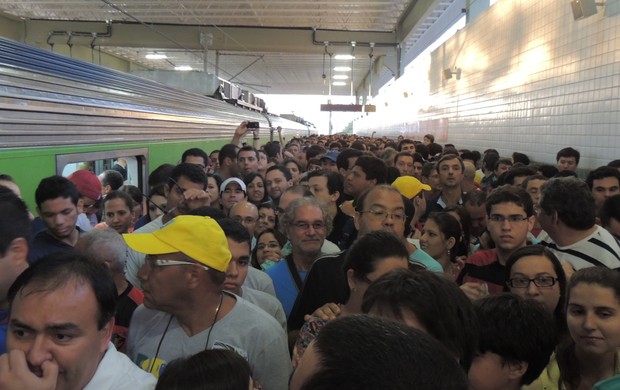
[{"xmin": 0, "ymin": 0, "xmax": 459, "ymax": 95}]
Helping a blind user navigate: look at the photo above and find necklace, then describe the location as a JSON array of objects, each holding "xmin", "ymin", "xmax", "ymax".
[
  {"xmin": 204, "ymin": 292, "xmax": 224, "ymax": 349},
  {"xmin": 148, "ymin": 292, "xmax": 225, "ymax": 374}
]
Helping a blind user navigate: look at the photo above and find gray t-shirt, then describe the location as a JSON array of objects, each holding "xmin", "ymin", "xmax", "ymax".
[
  {"xmin": 242, "ymin": 287, "xmax": 287, "ymax": 330},
  {"xmin": 127, "ymin": 293, "xmax": 291, "ymax": 390},
  {"xmin": 243, "ymin": 266, "xmax": 276, "ymax": 297}
]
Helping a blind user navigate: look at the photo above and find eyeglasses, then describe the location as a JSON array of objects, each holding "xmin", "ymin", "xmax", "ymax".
[
  {"xmin": 361, "ymin": 209, "xmax": 406, "ymax": 222},
  {"xmin": 84, "ymin": 202, "xmax": 100, "ymax": 210},
  {"xmin": 169, "ymin": 177, "xmax": 186, "ymax": 195},
  {"xmin": 488, "ymin": 215, "xmax": 529, "ymax": 224},
  {"xmin": 145, "ymin": 258, "xmax": 210, "ymax": 271},
  {"xmin": 142, "ymin": 193, "xmax": 167, "ymax": 214},
  {"xmin": 292, "ymin": 221, "xmax": 326, "ymax": 231},
  {"xmin": 507, "ymin": 276, "xmax": 557, "ymax": 288}
]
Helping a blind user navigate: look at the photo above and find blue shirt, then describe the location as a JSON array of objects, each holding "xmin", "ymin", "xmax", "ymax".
[
  {"xmin": 0, "ymin": 310, "xmax": 8, "ymax": 355},
  {"xmin": 265, "ymin": 260, "xmax": 308, "ymax": 318},
  {"xmin": 410, "ymin": 248, "xmax": 444, "ymax": 273}
]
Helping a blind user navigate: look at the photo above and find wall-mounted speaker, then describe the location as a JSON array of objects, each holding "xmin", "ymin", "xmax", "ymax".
[{"xmin": 571, "ymin": 0, "xmax": 598, "ymax": 20}]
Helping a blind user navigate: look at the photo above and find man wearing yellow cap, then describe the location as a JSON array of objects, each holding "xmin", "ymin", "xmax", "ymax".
[
  {"xmin": 391, "ymin": 175, "xmax": 432, "ymax": 235},
  {"xmin": 124, "ymin": 163, "xmax": 211, "ymax": 288},
  {"xmin": 124, "ymin": 215, "xmax": 291, "ymax": 390}
]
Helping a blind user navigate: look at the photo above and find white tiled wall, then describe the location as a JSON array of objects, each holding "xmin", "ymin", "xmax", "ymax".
[{"xmin": 357, "ymin": 0, "xmax": 620, "ymax": 171}]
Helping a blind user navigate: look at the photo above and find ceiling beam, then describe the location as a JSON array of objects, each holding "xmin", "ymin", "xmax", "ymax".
[
  {"xmin": 21, "ymin": 19, "xmax": 398, "ymax": 56},
  {"xmin": 395, "ymin": 0, "xmax": 438, "ymax": 42}
]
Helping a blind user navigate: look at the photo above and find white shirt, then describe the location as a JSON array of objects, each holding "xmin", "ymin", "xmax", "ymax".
[{"xmin": 83, "ymin": 342, "xmax": 156, "ymax": 390}]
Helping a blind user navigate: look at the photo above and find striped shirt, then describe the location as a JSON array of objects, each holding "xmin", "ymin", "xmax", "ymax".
[{"xmin": 541, "ymin": 226, "xmax": 620, "ymax": 270}]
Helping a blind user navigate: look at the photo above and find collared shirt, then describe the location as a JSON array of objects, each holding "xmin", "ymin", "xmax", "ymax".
[
  {"xmin": 456, "ymin": 248, "xmax": 506, "ymax": 294},
  {"xmin": 423, "ymin": 191, "xmax": 464, "ymax": 221},
  {"xmin": 83, "ymin": 342, "xmax": 156, "ymax": 390}
]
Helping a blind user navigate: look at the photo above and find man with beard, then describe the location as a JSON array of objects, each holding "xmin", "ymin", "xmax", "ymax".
[{"xmin": 266, "ymin": 197, "xmax": 329, "ymax": 318}]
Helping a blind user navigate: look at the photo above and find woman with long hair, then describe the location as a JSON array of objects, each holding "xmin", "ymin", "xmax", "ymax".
[
  {"xmin": 504, "ymin": 245, "xmax": 567, "ymax": 337},
  {"xmin": 244, "ymin": 172, "xmax": 269, "ymax": 205},
  {"xmin": 526, "ymin": 267, "xmax": 620, "ymax": 389},
  {"xmin": 252, "ymin": 228, "xmax": 287, "ymax": 270},
  {"xmin": 419, "ymin": 212, "xmax": 463, "ymax": 278}
]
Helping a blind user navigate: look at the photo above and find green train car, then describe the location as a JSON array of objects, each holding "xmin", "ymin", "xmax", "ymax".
[{"xmin": 0, "ymin": 36, "xmax": 310, "ymax": 210}]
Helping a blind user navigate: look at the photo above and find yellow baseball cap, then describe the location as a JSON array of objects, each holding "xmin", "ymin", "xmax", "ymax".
[
  {"xmin": 392, "ymin": 176, "xmax": 432, "ymax": 200},
  {"xmin": 123, "ymin": 215, "xmax": 231, "ymax": 272}
]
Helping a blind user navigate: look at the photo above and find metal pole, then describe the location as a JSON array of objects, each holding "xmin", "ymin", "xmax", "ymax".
[{"xmin": 329, "ymin": 52, "xmax": 333, "ymax": 135}]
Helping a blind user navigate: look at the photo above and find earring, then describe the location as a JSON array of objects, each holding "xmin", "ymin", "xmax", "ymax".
[
  {"xmin": 351, "ymin": 287, "xmax": 357, "ymax": 292},
  {"xmin": 447, "ymin": 249, "xmax": 451, "ymax": 257}
]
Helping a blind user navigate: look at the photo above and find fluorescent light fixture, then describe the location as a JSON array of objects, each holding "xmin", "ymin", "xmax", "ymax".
[
  {"xmin": 145, "ymin": 53, "xmax": 167, "ymax": 60},
  {"xmin": 334, "ymin": 54, "xmax": 355, "ymax": 60},
  {"xmin": 334, "ymin": 66, "xmax": 351, "ymax": 71},
  {"xmin": 332, "ymin": 81, "xmax": 347, "ymax": 86},
  {"xmin": 333, "ymin": 74, "xmax": 349, "ymax": 80},
  {"xmin": 175, "ymin": 66, "xmax": 193, "ymax": 71}
]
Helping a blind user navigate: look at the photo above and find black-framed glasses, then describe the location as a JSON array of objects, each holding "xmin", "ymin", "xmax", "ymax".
[
  {"xmin": 360, "ymin": 209, "xmax": 406, "ymax": 222},
  {"xmin": 142, "ymin": 193, "xmax": 167, "ymax": 214},
  {"xmin": 169, "ymin": 177, "xmax": 186, "ymax": 195},
  {"xmin": 489, "ymin": 215, "xmax": 529, "ymax": 223},
  {"xmin": 507, "ymin": 276, "xmax": 558, "ymax": 288}
]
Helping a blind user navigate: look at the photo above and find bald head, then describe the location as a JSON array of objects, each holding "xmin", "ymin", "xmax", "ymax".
[
  {"xmin": 278, "ymin": 185, "xmax": 313, "ymax": 214},
  {"xmin": 463, "ymin": 161, "xmax": 476, "ymax": 181},
  {"xmin": 229, "ymin": 200, "xmax": 259, "ymax": 237}
]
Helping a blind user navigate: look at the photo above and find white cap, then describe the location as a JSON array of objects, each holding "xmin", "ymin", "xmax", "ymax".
[{"xmin": 220, "ymin": 177, "xmax": 247, "ymax": 193}]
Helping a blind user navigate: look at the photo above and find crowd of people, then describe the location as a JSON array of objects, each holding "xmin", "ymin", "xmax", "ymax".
[{"xmin": 0, "ymin": 120, "xmax": 619, "ymax": 389}]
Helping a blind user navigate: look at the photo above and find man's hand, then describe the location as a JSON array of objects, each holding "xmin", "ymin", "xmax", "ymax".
[
  {"xmin": 339, "ymin": 200, "xmax": 355, "ymax": 217},
  {"xmin": 459, "ymin": 282, "xmax": 489, "ymax": 301},
  {"xmin": 232, "ymin": 121, "xmax": 252, "ymax": 146},
  {"xmin": 182, "ymin": 188, "xmax": 211, "ymax": 206},
  {"xmin": 303, "ymin": 303, "xmax": 341, "ymax": 322},
  {"xmin": 234, "ymin": 121, "xmax": 250, "ymax": 138},
  {"xmin": 0, "ymin": 350, "xmax": 58, "ymax": 390}
]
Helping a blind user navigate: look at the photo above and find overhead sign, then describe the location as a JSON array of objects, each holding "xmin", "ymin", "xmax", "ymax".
[{"xmin": 320, "ymin": 104, "xmax": 376, "ymax": 112}]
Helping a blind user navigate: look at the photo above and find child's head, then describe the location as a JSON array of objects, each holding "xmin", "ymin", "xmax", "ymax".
[{"xmin": 468, "ymin": 293, "xmax": 556, "ymax": 390}]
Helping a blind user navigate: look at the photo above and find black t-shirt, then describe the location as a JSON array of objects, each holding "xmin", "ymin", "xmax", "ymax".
[{"xmin": 288, "ymin": 251, "xmax": 348, "ymax": 331}]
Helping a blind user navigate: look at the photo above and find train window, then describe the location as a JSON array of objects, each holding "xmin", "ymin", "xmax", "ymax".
[{"xmin": 56, "ymin": 148, "xmax": 148, "ymax": 194}]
